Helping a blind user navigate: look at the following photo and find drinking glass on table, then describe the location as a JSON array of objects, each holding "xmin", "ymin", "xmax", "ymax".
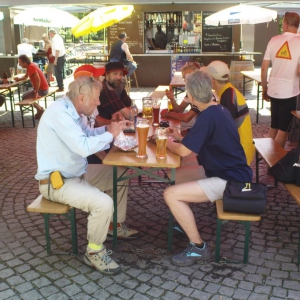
[
  {"xmin": 9, "ymin": 67, "xmax": 15, "ymax": 79},
  {"xmin": 156, "ymin": 127, "xmax": 168, "ymax": 159},
  {"xmin": 142, "ymin": 97, "xmax": 153, "ymax": 119},
  {"xmin": 136, "ymin": 119, "xmax": 150, "ymax": 159},
  {"xmin": 152, "ymin": 98, "xmax": 161, "ymax": 126}
]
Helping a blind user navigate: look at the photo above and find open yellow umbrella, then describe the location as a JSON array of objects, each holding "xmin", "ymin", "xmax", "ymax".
[{"xmin": 71, "ymin": 5, "xmax": 134, "ymax": 37}]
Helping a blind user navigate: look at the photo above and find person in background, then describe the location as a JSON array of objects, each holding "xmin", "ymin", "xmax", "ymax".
[
  {"xmin": 35, "ymin": 74, "xmax": 138, "ymax": 275},
  {"xmin": 203, "ymin": 60, "xmax": 255, "ymax": 166},
  {"xmin": 41, "ymin": 33, "xmax": 55, "ymax": 86},
  {"xmin": 48, "ymin": 28, "xmax": 66, "ymax": 92},
  {"xmin": 261, "ymin": 12, "xmax": 300, "ymax": 148},
  {"xmin": 14, "ymin": 55, "xmax": 48, "ymax": 119},
  {"xmin": 145, "ymin": 21, "xmax": 158, "ymax": 50},
  {"xmin": 161, "ymin": 62, "xmax": 201, "ymax": 130},
  {"xmin": 17, "ymin": 38, "xmax": 37, "ymax": 61},
  {"xmin": 155, "ymin": 25, "xmax": 167, "ymax": 49},
  {"xmin": 97, "ymin": 62, "xmax": 132, "ymax": 125},
  {"xmin": 163, "ymin": 70, "xmax": 252, "ymax": 267},
  {"xmin": 109, "ymin": 32, "xmax": 137, "ymax": 78}
]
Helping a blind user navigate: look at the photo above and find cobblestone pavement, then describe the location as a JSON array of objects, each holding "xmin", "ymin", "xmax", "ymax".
[{"xmin": 1, "ymin": 86, "xmax": 300, "ymax": 300}]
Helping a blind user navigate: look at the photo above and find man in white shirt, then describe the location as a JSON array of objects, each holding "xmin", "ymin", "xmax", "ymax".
[
  {"xmin": 261, "ymin": 12, "xmax": 300, "ymax": 148},
  {"xmin": 49, "ymin": 28, "xmax": 66, "ymax": 92},
  {"xmin": 109, "ymin": 32, "xmax": 137, "ymax": 78},
  {"xmin": 17, "ymin": 38, "xmax": 37, "ymax": 60}
]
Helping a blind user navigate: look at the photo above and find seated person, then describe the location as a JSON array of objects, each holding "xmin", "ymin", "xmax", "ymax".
[
  {"xmin": 164, "ymin": 70, "xmax": 252, "ymax": 267},
  {"xmin": 202, "ymin": 60, "xmax": 255, "ymax": 165},
  {"xmin": 97, "ymin": 62, "xmax": 132, "ymax": 125},
  {"xmin": 161, "ymin": 62, "xmax": 201, "ymax": 132}
]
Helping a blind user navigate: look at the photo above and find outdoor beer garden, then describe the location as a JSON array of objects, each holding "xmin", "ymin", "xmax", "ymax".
[{"xmin": 1, "ymin": 1, "xmax": 300, "ymax": 299}]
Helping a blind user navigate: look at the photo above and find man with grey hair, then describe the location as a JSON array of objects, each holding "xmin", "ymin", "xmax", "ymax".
[
  {"xmin": 48, "ymin": 28, "xmax": 66, "ymax": 91},
  {"xmin": 164, "ymin": 70, "xmax": 252, "ymax": 267},
  {"xmin": 17, "ymin": 38, "xmax": 37, "ymax": 61},
  {"xmin": 35, "ymin": 76, "xmax": 132, "ymax": 275}
]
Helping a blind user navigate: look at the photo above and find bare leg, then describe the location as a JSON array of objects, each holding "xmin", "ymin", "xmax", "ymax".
[
  {"xmin": 164, "ymin": 181, "xmax": 209, "ymax": 244},
  {"xmin": 275, "ymin": 130, "xmax": 288, "ymax": 148},
  {"xmin": 268, "ymin": 128, "xmax": 278, "ymax": 139},
  {"xmin": 33, "ymin": 103, "xmax": 44, "ymax": 113}
]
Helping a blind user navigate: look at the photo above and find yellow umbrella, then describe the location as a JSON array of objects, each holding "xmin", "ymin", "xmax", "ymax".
[{"xmin": 71, "ymin": 5, "xmax": 134, "ymax": 37}]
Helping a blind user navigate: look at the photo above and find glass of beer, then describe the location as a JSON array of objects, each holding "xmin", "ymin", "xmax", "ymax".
[
  {"xmin": 156, "ymin": 128, "xmax": 168, "ymax": 159},
  {"xmin": 136, "ymin": 119, "xmax": 150, "ymax": 159},
  {"xmin": 142, "ymin": 97, "xmax": 153, "ymax": 118},
  {"xmin": 152, "ymin": 99, "xmax": 161, "ymax": 126}
]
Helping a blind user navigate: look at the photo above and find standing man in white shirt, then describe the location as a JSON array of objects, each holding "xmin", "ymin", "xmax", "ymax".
[
  {"xmin": 261, "ymin": 12, "xmax": 300, "ymax": 148},
  {"xmin": 49, "ymin": 28, "xmax": 66, "ymax": 92}
]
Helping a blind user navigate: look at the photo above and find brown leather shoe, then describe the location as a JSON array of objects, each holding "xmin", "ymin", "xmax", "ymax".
[
  {"xmin": 57, "ymin": 88, "xmax": 64, "ymax": 92},
  {"xmin": 35, "ymin": 109, "xmax": 45, "ymax": 119}
]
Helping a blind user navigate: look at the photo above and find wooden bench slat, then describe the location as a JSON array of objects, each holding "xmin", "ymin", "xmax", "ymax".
[
  {"xmin": 27, "ymin": 195, "xmax": 70, "ymax": 214},
  {"xmin": 283, "ymin": 184, "xmax": 300, "ymax": 206},
  {"xmin": 149, "ymin": 85, "xmax": 169, "ymax": 99},
  {"xmin": 216, "ymin": 200, "xmax": 261, "ymax": 221},
  {"xmin": 253, "ymin": 138, "xmax": 287, "ymax": 167}
]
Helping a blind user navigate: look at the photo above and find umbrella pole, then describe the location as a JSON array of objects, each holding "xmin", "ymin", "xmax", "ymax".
[{"xmin": 240, "ymin": 24, "xmax": 243, "ymax": 52}]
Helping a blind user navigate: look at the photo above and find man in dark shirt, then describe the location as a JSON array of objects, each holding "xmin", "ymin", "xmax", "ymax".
[
  {"xmin": 109, "ymin": 32, "xmax": 137, "ymax": 77},
  {"xmin": 155, "ymin": 25, "xmax": 167, "ymax": 49},
  {"xmin": 97, "ymin": 62, "xmax": 132, "ymax": 125}
]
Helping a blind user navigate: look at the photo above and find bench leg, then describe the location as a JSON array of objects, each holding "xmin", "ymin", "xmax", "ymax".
[
  {"xmin": 43, "ymin": 213, "xmax": 52, "ymax": 255},
  {"xmin": 244, "ymin": 221, "xmax": 251, "ymax": 264},
  {"xmin": 20, "ymin": 106, "xmax": 25, "ymax": 128},
  {"xmin": 31, "ymin": 105, "xmax": 36, "ymax": 128},
  {"xmin": 215, "ymin": 218, "xmax": 222, "ymax": 263},
  {"xmin": 298, "ymin": 225, "xmax": 300, "ymax": 265},
  {"xmin": 69, "ymin": 208, "xmax": 78, "ymax": 255},
  {"xmin": 256, "ymin": 150, "xmax": 259, "ymax": 183},
  {"xmin": 167, "ymin": 211, "xmax": 174, "ymax": 252}
]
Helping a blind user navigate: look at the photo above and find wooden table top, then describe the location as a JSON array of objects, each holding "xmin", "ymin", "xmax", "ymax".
[
  {"xmin": 291, "ymin": 111, "xmax": 300, "ymax": 119},
  {"xmin": 0, "ymin": 76, "xmax": 28, "ymax": 90},
  {"xmin": 103, "ymin": 117, "xmax": 181, "ymax": 169},
  {"xmin": 170, "ymin": 72, "xmax": 185, "ymax": 88}
]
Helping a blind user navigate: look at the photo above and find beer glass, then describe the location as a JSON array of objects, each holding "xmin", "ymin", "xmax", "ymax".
[
  {"xmin": 152, "ymin": 99, "xmax": 161, "ymax": 126},
  {"xmin": 136, "ymin": 119, "xmax": 150, "ymax": 159},
  {"xmin": 156, "ymin": 128, "xmax": 168, "ymax": 159},
  {"xmin": 142, "ymin": 97, "xmax": 153, "ymax": 119},
  {"xmin": 9, "ymin": 67, "xmax": 15, "ymax": 79}
]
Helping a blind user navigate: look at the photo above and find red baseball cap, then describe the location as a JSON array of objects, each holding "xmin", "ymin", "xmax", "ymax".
[{"xmin": 74, "ymin": 65, "xmax": 105, "ymax": 79}]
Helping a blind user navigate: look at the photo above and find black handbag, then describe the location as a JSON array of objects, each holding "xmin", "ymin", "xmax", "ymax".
[
  {"xmin": 269, "ymin": 147, "xmax": 300, "ymax": 186},
  {"xmin": 223, "ymin": 182, "xmax": 267, "ymax": 215}
]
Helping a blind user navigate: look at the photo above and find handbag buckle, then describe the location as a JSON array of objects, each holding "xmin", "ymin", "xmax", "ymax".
[{"xmin": 242, "ymin": 182, "xmax": 252, "ymax": 192}]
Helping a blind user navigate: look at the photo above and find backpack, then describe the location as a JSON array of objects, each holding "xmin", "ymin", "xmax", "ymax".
[{"xmin": 269, "ymin": 147, "xmax": 300, "ymax": 186}]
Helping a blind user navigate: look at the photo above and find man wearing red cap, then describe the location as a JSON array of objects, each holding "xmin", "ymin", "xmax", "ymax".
[{"xmin": 97, "ymin": 62, "xmax": 132, "ymax": 125}]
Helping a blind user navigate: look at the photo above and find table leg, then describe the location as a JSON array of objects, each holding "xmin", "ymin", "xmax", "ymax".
[
  {"xmin": 112, "ymin": 166, "xmax": 118, "ymax": 249},
  {"xmin": 9, "ymin": 88, "xmax": 15, "ymax": 127},
  {"xmin": 256, "ymin": 84, "xmax": 260, "ymax": 124},
  {"xmin": 167, "ymin": 168, "xmax": 176, "ymax": 252},
  {"xmin": 243, "ymin": 75, "xmax": 246, "ymax": 96}
]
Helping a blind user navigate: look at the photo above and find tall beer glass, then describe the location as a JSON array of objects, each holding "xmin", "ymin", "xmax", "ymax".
[
  {"xmin": 136, "ymin": 119, "xmax": 150, "ymax": 159},
  {"xmin": 152, "ymin": 99, "xmax": 161, "ymax": 126},
  {"xmin": 156, "ymin": 128, "xmax": 168, "ymax": 159}
]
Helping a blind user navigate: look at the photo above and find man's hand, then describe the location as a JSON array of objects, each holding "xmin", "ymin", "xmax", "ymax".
[
  {"xmin": 54, "ymin": 58, "xmax": 57, "ymax": 66},
  {"xmin": 111, "ymin": 112, "xmax": 124, "ymax": 122},
  {"xmin": 34, "ymin": 91, "xmax": 39, "ymax": 99},
  {"xmin": 107, "ymin": 120, "xmax": 132, "ymax": 137},
  {"xmin": 165, "ymin": 89, "xmax": 175, "ymax": 101},
  {"xmin": 167, "ymin": 127, "xmax": 182, "ymax": 141},
  {"xmin": 262, "ymin": 90, "xmax": 270, "ymax": 102}
]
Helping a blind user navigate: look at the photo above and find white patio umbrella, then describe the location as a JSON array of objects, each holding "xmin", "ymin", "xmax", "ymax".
[
  {"xmin": 205, "ymin": 4, "xmax": 277, "ymax": 26},
  {"xmin": 205, "ymin": 4, "xmax": 277, "ymax": 50},
  {"xmin": 14, "ymin": 7, "xmax": 80, "ymax": 28}
]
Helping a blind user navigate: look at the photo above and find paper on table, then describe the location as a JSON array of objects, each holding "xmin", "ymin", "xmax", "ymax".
[{"xmin": 115, "ymin": 131, "xmax": 126, "ymax": 142}]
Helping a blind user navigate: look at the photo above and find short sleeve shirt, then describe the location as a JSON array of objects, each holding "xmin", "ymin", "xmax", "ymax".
[
  {"xmin": 182, "ymin": 104, "xmax": 252, "ymax": 182},
  {"xmin": 27, "ymin": 63, "xmax": 49, "ymax": 91}
]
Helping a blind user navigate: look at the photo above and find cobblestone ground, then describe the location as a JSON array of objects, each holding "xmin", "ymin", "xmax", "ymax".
[{"xmin": 1, "ymin": 87, "xmax": 300, "ymax": 300}]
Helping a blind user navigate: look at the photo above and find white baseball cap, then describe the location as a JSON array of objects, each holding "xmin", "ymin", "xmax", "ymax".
[{"xmin": 206, "ymin": 61, "xmax": 230, "ymax": 81}]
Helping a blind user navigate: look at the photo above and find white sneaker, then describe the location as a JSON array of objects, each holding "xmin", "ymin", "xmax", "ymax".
[
  {"xmin": 84, "ymin": 246, "xmax": 121, "ymax": 275},
  {"xmin": 107, "ymin": 223, "xmax": 139, "ymax": 240}
]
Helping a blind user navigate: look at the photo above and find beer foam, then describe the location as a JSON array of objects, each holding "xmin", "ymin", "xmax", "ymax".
[{"xmin": 136, "ymin": 124, "xmax": 150, "ymax": 128}]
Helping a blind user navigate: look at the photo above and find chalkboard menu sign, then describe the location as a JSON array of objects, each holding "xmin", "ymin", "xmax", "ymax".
[
  {"xmin": 202, "ymin": 11, "xmax": 232, "ymax": 52},
  {"xmin": 108, "ymin": 11, "xmax": 144, "ymax": 54}
]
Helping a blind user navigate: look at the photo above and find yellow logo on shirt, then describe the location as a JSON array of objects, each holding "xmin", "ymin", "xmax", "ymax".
[{"xmin": 276, "ymin": 41, "xmax": 292, "ymax": 59}]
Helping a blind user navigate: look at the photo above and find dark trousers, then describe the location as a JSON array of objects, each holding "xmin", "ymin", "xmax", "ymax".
[{"xmin": 54, "ymin": 55, "xmax": 66, "ymax": 89}]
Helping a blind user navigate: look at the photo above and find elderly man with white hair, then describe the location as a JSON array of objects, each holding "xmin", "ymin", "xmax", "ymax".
[{"xmin": 17, "ymin": 38, "xmax": 37, "ymax": 60}]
